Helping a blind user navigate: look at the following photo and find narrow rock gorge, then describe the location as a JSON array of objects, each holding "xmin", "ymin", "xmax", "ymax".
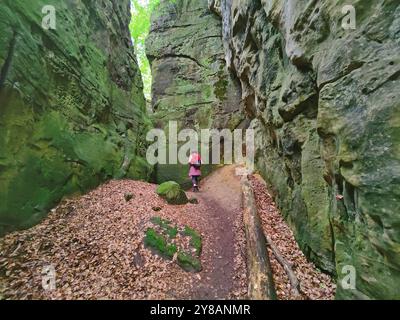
[
  {"xmin": 146, "ymin": 0, "xmax": 247, "ymax": 186},
  {"xmin": 148, "ymin": 0, "xmax": 400, "ymax": 299},
  {"xmin": 0, "ymin": 0, "xmax": 399, "ymax": 301},
  {"xmin": 0, "ymin": 0, "xmax": 151, "ymax": 235}
]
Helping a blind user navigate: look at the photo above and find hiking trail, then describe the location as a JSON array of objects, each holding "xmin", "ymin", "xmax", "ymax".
[{"xmin": 0, "ymin": 165, "xmax": 334, "ymax": 300}]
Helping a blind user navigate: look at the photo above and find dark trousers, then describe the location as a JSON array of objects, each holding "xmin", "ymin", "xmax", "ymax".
[{"xmin": 191, "ymin": 176, "xmax": 200, "ymax": 186}]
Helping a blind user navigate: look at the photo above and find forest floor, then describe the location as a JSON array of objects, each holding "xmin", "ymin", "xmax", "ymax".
[
  {"xmin": 0, "ymin": 165, "xmax": 335, "ymax": 300},
  {"xmin": 249, "ymin": 174, "xmax": 336, "ymax": 300}
]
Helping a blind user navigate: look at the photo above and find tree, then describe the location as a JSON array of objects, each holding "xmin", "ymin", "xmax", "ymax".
[{"xmin": 129, "ymin": 0, "xmax": 161, "ymax": 100}]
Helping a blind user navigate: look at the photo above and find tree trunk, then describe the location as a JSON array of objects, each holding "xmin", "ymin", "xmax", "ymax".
[{"xmin": 241, "ymin": 175, "xmax": 277, "ymax": 300}]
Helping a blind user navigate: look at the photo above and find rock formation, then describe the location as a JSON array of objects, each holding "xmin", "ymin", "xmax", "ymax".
[
  {"xmin": 146, "ymin": 0, "xmax": 247, "ymax": 186},
  {"xmin": 0, "ymin": 0, "xmax": 151, "ymax": 235},
  {"xmin": 207, "ymin": 0, "xmax": 400, "ymax": 299},
  {"xmin": 0, "ymin": 0, "xmax": 398, "ymax": 300},
  {"xmin": 147, "ymin": 0, "xmax": 400, "ymax": 299}
]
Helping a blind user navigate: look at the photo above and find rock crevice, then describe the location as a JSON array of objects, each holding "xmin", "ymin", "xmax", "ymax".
[{"xmin": 146, "ymin": 0, "xmax": 247, "ymax": 187}]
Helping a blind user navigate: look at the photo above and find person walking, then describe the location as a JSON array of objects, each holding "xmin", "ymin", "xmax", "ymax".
[{"xmin": 188, "ymin": 151, "xmax": 201, "ymax": 192}]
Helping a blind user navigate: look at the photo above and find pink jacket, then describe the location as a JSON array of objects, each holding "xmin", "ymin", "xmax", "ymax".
[{"xmin": 188, "ymin": 153, "xmax": 201, "ymax": 177}]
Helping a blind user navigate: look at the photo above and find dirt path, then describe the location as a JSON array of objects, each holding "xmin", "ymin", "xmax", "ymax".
[
  {"xmin": 0, "ymin": 165, "xmax": 334, "ymax": 300},
  {"xmin": 0, "ymin": 165, "xmax": 248, "ymax": 300},
  {"xmin": 187, "ymin": 165, "xmax": 247, "ymax": 299}
]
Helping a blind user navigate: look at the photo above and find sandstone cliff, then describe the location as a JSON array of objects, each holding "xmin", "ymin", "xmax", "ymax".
[
  {"xmin": 0, "ymin": 0, "xmax": 151, "ymax": 235},
  {"xmin": 146, "ymin": 0, "xmax": 247, "ymax": 186},
  {"xmin": 208, "ymin": 0, "xmax": 400, "ymax": 299},
  {"xmin": 1, "ymin": 0, "xmax": 398, "ymax": 300}
]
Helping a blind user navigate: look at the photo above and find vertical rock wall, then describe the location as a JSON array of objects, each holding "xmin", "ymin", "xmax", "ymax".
[
  {"xmin": 0, "ymin": 0, "xmax": 152, "ymax": 235},
  {"xmin": 210, "ymin": 0, "xmax": 400, "ymax": 299},
  {"xmin": 146, "ymin": 0, "xmax": 247, "ymax": 187}
]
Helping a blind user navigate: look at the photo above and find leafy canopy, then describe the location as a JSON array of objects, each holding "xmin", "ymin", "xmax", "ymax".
[{"xmin": 129, "ymin": 0, "xmax": 161, "ymax": 100}]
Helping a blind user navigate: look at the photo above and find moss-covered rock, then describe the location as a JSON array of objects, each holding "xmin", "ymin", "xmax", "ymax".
[
  {"xmin": 156, "ymin": 181, "xmax": 188, "ymax": 205},
  {"xmin": 0, "ymin": 0, "xmax": 152, "ymax": 235},
  {"xmin": 144, "ymin": 228, "xmax": 178, "ymax": 259},
  {"xmin": 183, "ymin": 226, "xmax": 202, "ymax": 256},
  {"xmin": 144, "ymin": 217, "xmax": 202, "ymax": 272},
  {"xmin": 209, "ymin": 0, "xmax": 400, "ymax": 299},
  {"xmin": 155, "ymin": 163, "xmax": 216, "ymax": 190}
]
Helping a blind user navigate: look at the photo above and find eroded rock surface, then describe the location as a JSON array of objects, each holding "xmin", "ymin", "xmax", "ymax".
[
  {"xmin": 146, "ymin": 0, "xmax": 247, "ymax": 186},
  {"xmin": 209, "ymin": 0, "xmax": 400, "ymax": 299},
  {"xmin": 0, "ymin": 0, "xmax": 151, "ymax": 234}
]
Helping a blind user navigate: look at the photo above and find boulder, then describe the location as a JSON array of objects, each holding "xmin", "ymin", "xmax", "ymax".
[{"xmin": 156, "ymin": 181, "xmax": 189, "ymax": 205}]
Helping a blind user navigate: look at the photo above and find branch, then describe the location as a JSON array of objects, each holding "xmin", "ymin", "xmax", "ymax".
[{"xmin": 265, "ymin": 235, "xmax": 302, "ymax": 298}]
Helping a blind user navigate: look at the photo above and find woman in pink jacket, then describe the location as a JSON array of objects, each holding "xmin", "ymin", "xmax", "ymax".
[{"xmin": 188, "ymin": 151, "xmax": 202, "ymax": 192}]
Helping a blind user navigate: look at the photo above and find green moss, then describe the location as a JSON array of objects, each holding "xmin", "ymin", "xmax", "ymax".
[
  {"xmin": 183, "ymin": 226, "xmax": 202, "ymax": 256},
  {"xmin": 155, "ymin": 163, "xmax": 217, "ymax": 190},
  {"xmin": 145, "ymin": 218, "xmax": 203, "ymax": 272},
  {"xmin": 0, "ymin": 0, "xmax": 152, "ymax": 235},
  {"xmin": 144, "ymin": 228, "xmax": 177, "ymax": 259},
  {"xmin": 177, "ymin": 252, "xmax": 202, "ymax": 272},
  {"xmin": 156, "ymin": 181, "xmax": 188, "ymax": 205},
  {"xmin": 150, "ymin": 216, "xmax": 178, "ymax": 238}
]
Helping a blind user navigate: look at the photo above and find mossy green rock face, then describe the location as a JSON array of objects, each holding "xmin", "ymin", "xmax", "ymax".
[
  {"xmin": 210, "ymin": 0, "xmax": 400, "ymax": 299},
  {"xmin": 146, "ymin": 0, "xmax": 247, "ymax": 186},
  {"xmin": 0, "ymin": 0, "xmax": 152, "ymax": 235},
  {"xmin": 156, "ymin": 181, "xmax": 188, "ymax": 205}
]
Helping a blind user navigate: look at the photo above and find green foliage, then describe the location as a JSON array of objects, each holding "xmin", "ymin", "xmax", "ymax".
[
  {"xmin": 129, "ymin": 0, "xmax": 177, "ymax": 99},
  {"xmin": 0, "ymin": 1, "xmax": 153, "ymax": 234}
]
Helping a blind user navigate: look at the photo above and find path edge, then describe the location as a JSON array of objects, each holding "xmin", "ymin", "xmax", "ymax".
[{"xmin": 241, "ymin": 173, "xmax": 277, "ymax": 300}]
